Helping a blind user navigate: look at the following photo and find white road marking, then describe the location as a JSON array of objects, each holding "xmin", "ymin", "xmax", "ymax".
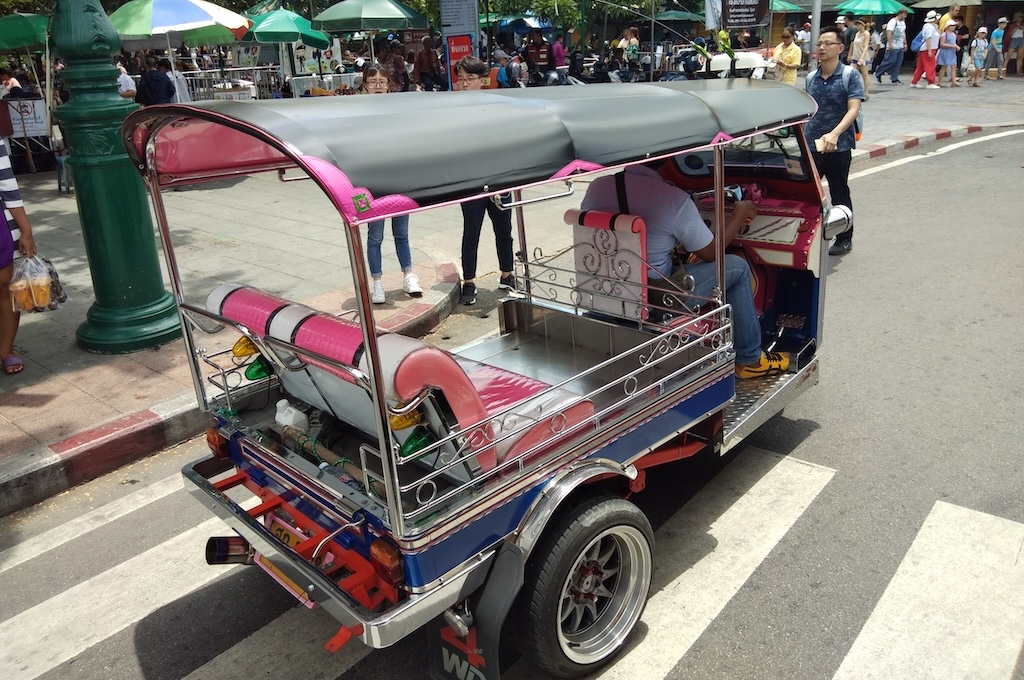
[
  {"xmin": 833, "ymin": 501, "xmax": 1024, "ymax": 680},
  {"xmin": 0, "ymin": 474, "xmax": 183, "ymax": 575},
  {"xmin": 501, "ymin": 447, "xmax": 836, "ymax": 680},
  {"xmin": 182, "ymin": 606, "xmax": 370, "ymax": 680},
  {"xmin": 849, "ymin": 130, "xmax": 1024, "ymax": 181},
  {"xmin": 0, "ymin": 513, "xmax": 245, "ymax": 680}
]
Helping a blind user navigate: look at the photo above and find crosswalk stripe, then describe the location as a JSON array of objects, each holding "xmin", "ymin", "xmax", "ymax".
[
  {"xmin": 0, "ymin": 515, "xmax": 238, "ymax": 680},
  {"xmin": 832, "ymin": 501, "xmax": 1024, "ymax": 680},
  {"xmin": 0, "ymin": 473, "xmax": 183, "ymax": 575},
  {"xmin": 501, "ymin": 447, "xmax": 836, "ymax": 680},
  {"xmin": 183, "ymin": 606, "xmax": 370, "ymax": 680}
]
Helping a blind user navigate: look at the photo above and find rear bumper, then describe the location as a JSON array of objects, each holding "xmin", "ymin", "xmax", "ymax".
[{"xmin": 183, "ymin": 459, "xmax": 492, "ymax": 649}]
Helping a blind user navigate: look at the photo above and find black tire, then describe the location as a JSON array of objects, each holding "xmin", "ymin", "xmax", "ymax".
[{"xmin": 515, "ymin": 494, "xmax": 654, "ymax": 677}]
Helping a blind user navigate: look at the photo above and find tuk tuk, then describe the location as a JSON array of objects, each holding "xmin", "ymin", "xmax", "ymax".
[{"xmin": 122, "ymin": 79, "xmax": 850, "ymax": 680}]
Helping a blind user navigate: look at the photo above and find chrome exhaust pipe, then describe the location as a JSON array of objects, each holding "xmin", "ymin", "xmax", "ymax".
[{"xmin": 206, "ymin": 536, "xmax": 255, "ymax": 565}]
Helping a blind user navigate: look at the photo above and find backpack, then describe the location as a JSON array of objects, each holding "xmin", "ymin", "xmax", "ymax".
[
  {"xmin": 806, "ymin": 64, "xmax": 864, "ymax": 142},
  {"xmin": 911, "ymin": 30, "xmax": 926, "ymax": 52}
]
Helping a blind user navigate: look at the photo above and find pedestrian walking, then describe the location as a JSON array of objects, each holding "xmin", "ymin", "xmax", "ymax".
[
  {"xmin": 805, "ymin": 26, "xmax": 864, "ymax": 256},
  {"xmin": 1004, "ymin": 14, "xmax": 1024, "ymax": 76},
  {"xmin": 772, "ymin": 30, "xmax": 802, "ymax": 85},
  {"xmin": 0, "ymin": 138, "xmax": 38, "ymax": 375},
  {"xmin": 984, "ymin": 18, "xmax": 1007, "ymax": 79},
  {"xmin": 453, "ymin": 56, "xmax": 516, "ymax": 305},
  {"xmin": 134, "ymin": 55, "xmax": 175, "ymax": 105},
  {"xmin": 937, "ymin": 20, "xmax": 961, "ymax": 87},
  {"xmin": 357, "ymin": 66, "xmax": 422, "ymax": 304},
  {"xmin": 870, "ymin": 23, "xmax": 885, "ymax": 74},
  {"xmin": 968, "ymin": 27, "xmax": 988, "ymax": 86},
  {"xmin": 875, "ymin": 9, "xmax": 909, "ymax": 84},
  {"xmin": 911, "ymin": 11, "xmax": 941, "ymax": 89},
  {"xmin": 850, "ymin": 19, "xmax": 871, "ymax": 96},
  {"xmin": 797, "ymin": 22, "xmax": 812, "ymax": 67}
]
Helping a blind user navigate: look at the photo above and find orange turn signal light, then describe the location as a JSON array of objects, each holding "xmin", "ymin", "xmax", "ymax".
[
  {"xmin": 369, "ymin": 538, "xmax": 404, "ymax": 584},
  {"xmin": 206, "ymin": 427, "xmax": 231, "ymax": 459},
  {"xmin": 232, "ymin": 336, "xmax": 258, "ymax": 357}
]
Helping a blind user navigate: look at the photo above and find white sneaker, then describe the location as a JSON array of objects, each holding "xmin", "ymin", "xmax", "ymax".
[
  {"xmin": 371, "ymin": 280, "xmax": 386, "ymax": 304},
  {"xmin": 403, "ymin": 272, "xmax": 423, "ymax": 296},
  {"xmin": 911, "ymin": 82, "xmax": 923, "ymax": 88},
  {"xmin": 926, "ymin": 84, "xmax": 941, "ymax": 89}
]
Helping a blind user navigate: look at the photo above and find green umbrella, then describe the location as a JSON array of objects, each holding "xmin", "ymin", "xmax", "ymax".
[
  {"xmin": 835, "ymin": 0, "xmax": 914, "ymax": 15},
  {"xmin": 771, "ymin": 0, "xmax": 803, "ymax": 12},
  {"xmin": 312, "ymin": 0, "xmax": 429, "ymax": 33},
  {"xmin": 242, "ymin": 9, "xmax": 331, "ymax": 48},
  {"xmin": 655, "ymin": 10, "xmax": 705, "ymax": 22},
  {"xmin": 0, "ymin": 12, "xmax": 48, "ymax": 51}
]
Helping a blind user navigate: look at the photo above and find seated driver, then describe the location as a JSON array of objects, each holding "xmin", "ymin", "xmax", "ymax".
[{"xmin": 580, "ymin": 162, "xmax": 789, "ymax": 379}]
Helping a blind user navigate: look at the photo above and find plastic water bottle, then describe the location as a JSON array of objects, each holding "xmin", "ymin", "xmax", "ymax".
[{"xmin": 275, "ymin": 399, "xmax": 309, "ymax": 433}]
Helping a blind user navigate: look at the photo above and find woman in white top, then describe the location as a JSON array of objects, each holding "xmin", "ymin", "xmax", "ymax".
[
  {"xmin": 910, "ymin": 11, "xmax": 942, "ymax": 88},
  {"xmin": 850, "ymin": 20, "xmax": 872, "ymax": 96}
]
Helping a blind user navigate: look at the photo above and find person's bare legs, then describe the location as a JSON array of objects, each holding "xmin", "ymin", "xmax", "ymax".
[{"xmin": 0, "ymin": 263, "xmax": 23, "ymax": 371}]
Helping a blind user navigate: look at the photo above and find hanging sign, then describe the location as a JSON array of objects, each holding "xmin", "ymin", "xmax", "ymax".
[{"xmin": 723, "ymin": 0, "xmax": 770, "ymax": 28}]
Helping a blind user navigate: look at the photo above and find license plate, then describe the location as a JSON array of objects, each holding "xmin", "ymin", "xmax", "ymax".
[{"xmin": 253, "ymin": 515, "xmax": 334, "ymax": 610}]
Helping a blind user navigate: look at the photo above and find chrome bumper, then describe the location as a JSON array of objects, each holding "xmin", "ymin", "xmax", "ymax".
[{"xmin": 182, "ymin": 461, "xmax": 493, "ymax": 649}]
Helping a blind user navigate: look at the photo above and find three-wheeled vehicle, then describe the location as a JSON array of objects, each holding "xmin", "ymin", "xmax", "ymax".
[{"xmin": 123, "ymin": 79, "xmax": 850, "ymax": 679}]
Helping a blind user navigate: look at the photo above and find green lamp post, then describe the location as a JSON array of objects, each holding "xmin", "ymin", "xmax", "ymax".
[{"xmin": 50, "ymin": 0, "xmax": 180, "ymax": 353}]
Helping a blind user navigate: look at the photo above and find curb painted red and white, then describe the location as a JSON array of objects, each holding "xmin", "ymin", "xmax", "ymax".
[{"xmin": 852, "ymin": 124, "xmax": 986, "ymax": 165}]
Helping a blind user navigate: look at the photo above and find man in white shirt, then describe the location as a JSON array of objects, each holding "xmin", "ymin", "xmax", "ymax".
[
  {"xmin": 874, "ymin": 8, "xmax": 909, "ymax": 84},
  {"xmin": 116, "ymin": 65, "xmax": 136, "ymax": 99},
  {"xmin": 796, "ymin": 23, "xmax": 811, "ymax": 67}
]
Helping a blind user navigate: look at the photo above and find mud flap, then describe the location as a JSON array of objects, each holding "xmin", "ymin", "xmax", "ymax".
[{"xmin": 427, "ymin": 542, "xmax": 524, "ymax": 680}]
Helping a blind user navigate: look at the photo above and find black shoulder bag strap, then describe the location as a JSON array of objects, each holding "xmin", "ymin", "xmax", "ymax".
[{"xmin": 615, "ymin": 170, "xmax": 629, "ymax": 215}]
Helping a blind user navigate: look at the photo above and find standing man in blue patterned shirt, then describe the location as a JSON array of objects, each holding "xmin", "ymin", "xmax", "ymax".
[{"xmin": 806, "ymin": 25, "xmax": 865, "ymax": 256}]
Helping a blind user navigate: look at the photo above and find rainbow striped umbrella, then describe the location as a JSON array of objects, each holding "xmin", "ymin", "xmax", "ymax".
[{"xmin": 109, "ymin": 0, "xmax": 253, "ymax": 45}]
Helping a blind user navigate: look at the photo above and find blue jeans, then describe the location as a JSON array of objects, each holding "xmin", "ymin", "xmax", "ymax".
[
  {"xmin": 367, "ymin": 215, "xmax": 411, "ymax": 277},
  {"xmin": 876, "ymin": 48, "xmax": 904, "ymax": 82},
  {"xmin": 676, "ymin": 255, "xmax": 762, "ymax": 365}
]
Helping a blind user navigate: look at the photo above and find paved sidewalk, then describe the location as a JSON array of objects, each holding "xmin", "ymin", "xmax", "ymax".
[{"xmin": 2, "ymin": 76, "xmax": 1022, "ymax": 517}]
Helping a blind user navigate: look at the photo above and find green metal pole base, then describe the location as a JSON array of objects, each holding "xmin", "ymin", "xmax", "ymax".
[{"xmin": 76, "ymin": 291, "xmax": 181, "ymax": 354}]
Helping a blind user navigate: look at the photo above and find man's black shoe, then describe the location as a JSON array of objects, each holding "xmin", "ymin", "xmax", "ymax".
[
  {"xmin": 829, "ymin": 239, "xmax": 852, "ymax": 256},
  {"xmin": 498, "ymin": 274, "xmax": 517, "ymax": 291}
]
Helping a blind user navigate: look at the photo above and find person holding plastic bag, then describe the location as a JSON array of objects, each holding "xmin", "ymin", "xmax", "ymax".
[{"xmin": 0, "ymin": 138, "xmax": 37, "ymax": 375}]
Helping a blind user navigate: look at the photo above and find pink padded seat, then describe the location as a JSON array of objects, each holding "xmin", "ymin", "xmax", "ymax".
[
  {"xmin": 392, "ymin": 345, "xmax": 594, "ymax": 473},
  {"xmin": 207, "ymin": 284, "xmax": 369, "ymax": 379}
]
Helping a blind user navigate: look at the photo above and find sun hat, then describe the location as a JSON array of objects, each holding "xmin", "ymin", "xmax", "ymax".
[
  {"xmin": 944, "ymin": 20, "xmax": 957, "ymax": 29},
  {"xmin": 924, "ymin": 11, "xmax": 937, "ymax": 23},
  {"xmin": 978, "ymin": 26, "xmax": 988, "ymax": 33},
  {"xmin": 997, "ymin": 17, "xmax": 1008, "ymax": 24}
]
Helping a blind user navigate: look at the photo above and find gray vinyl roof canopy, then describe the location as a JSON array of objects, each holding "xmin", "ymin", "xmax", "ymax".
[{"xmin": 123, "ymin": 80, "xmax": 817, "ymax": 207}]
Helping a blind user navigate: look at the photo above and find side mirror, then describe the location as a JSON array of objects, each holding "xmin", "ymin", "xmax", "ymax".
[{"xmin": 823, "ymin": 205, "xmax": 853, "ymax": 241}]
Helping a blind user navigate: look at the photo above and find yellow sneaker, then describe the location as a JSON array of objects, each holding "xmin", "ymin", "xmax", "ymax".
[{"xmin": 735, "ymin": 351, "xmax": 790, "ymax": 380}]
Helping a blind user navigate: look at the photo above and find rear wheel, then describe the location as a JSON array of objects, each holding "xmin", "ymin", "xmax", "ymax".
[{"xmin": 516, "ymin": 494, "xmax": 654, "ymax": 677}]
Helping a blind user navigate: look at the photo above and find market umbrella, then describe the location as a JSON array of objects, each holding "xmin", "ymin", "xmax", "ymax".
[
  {"xmin": 771, "ymin": 0, "xmax": 803, "ymax": 12},
  {"xmin": 908, "ymin": 0, "xmax": 980, "ymax": 6},
  {"xmin": 834, "ymin": 0, "xmax": 914, "ymax": 15},
  {"xmin": 312, "ymin": 0, "xmax": 429, "ymax": 33},
  {"xmin": 242, "ymin": 8, "xmax": 330, "ymax": 48},
  {"xmin": 654, "ymin": 10, "xmax": 705, "ymax": 22},
  {"xmin": 109, "ymin": 0, "xmax": 253, "ymax": 46},
  {"xmin": 0, "ymin": 12, "xmax": 48, "ymax": 51}
]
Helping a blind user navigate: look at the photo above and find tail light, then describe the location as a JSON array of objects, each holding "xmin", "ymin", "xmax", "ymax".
[
  {"xmin": 207, "ymin": 427, "xmax": 231, "ymax": 459},
  {"xmin": 370, "ymin": 538, "xmax": 404, "ymax": 585}
]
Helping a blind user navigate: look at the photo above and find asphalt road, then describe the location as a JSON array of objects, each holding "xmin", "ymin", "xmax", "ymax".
[{"xmin": 1, "ymin": 131, "xmax": 1022, "ymax": 680}]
